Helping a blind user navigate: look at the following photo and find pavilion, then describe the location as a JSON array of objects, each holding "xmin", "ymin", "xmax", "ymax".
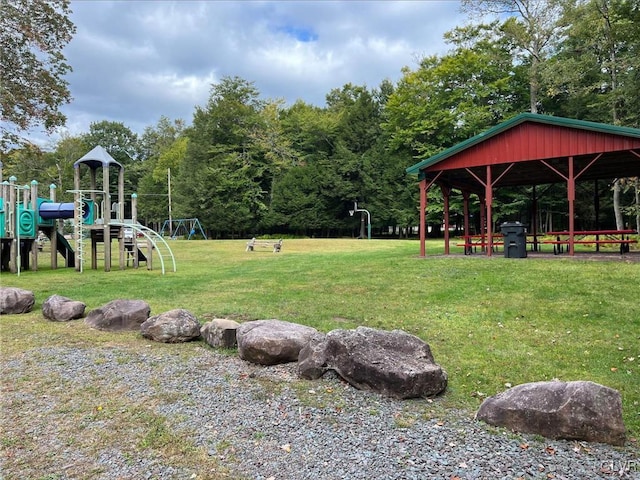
[{"xmin": 406, "ymin": 113, "xmax": 640, "ymax": 256}]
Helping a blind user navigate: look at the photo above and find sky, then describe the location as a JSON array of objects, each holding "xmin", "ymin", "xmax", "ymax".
[{"xmin": 43, "ymin": 0, "xmax": 468, "ymax": 146}]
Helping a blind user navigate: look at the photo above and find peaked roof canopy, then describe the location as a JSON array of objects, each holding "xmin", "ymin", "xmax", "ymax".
[
  {"xmin": 74, "ymin": 145, "xmax": 123, "ymax": 171},
  {"xmin": 406, "ymin": 113, "xmax": 640, "ymax": 194}
]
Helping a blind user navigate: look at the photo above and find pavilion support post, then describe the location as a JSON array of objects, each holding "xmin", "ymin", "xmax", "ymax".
[
  {"xmin": 479, "ymin": 195, "xmax": 486, "ymax": 252},
  {"xmin": 419, "ymin": 178, "xmax": 427, "ymax": 258},
  {"xmin": 594, "ymin": 180, "xmax": 600, "ymax": 252},
  {"xmin": 531, "ymin": 185, "xmax": 538, "ymax": 252},
  {"xmin": 568, "ymin": 156, "xmax": 575, "ymax": 256},
  {"xmin": 485, "ymin": 166, "xmax": 493, "ymax": 257},
  {"xmin": 463, "ymin": 191, "xmax": 470, "ymax": 253},
  {"xmin": 441, "ymin": 185, "xmax": 451, "ymax": 255}
]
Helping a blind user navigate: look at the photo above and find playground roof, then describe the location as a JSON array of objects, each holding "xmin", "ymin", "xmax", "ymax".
[
  {"xmin": 74, "ymin": 145, "xmax": 123, "ymax": 171},
  {"xmin": 406, "ymin": 113, "xmax": 640, "ymax": 194}
]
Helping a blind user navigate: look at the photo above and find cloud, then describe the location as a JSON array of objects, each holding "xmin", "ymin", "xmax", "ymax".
[{"xmin": 44, "ymin": 0, "xmax": 467, "ymax": 144}]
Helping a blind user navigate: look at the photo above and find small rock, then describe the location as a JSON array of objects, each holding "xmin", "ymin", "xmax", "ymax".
[{"xmin": 201, "ymin": 318, "xmax": 240, "ymax": 348}]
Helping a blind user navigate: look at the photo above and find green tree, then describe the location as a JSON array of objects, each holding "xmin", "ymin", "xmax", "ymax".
[
  {"xmin": 262, "ymin": 101, "xmax": 341, "ymax": 235},
  {"xmin": 177, "ymin": 76, "xmax": 266, "ymax": 237},
  {"xmin": 544, "ymin": 0, "xmax": 640, "ymax": 126},
  {"xmin": 81, "ymin": 120, "xmax": 141, "ymax": 196},
  {"xmin": 462, "ymin": 0, "xmax": 565, "ymax": 114},
  {"xmin": 0, "ymin": 143, "xmax": 48, "ymax": 183},
  {"xmin": 48, "ymin": 133, "xmax": 86, "ymax": 201},
  {"xmin": 384, "ymin": 23, "xmax": 528, "ymax": 158},
  {"xmin": 0, "ymin": 0, "xmax": 76, "ymax": 149},
  {"xmin": 136, "ymin": 117, "xmax": 186, "ymax": 227},
  {"xmin": 544, "ymin": 0, "xmax": 640, "ymax": 229},
  {"xmin": 82, "ymin": 120, "xmax": 140, "ymax": 164}
]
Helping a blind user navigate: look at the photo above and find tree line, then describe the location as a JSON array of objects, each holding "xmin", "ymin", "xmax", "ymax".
[{"xmin": 2, "ymin": 0, "xmax": 639, "ymax": 238}]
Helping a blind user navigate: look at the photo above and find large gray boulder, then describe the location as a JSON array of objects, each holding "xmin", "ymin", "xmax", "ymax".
[
  {"xmin": 85, "ymin": 299, "xmax": 150, "ymax": 331},
  {"xmin": 0, "ymin": 287, "xmax": 35, "ymax": 314},
  {"xmin": 201, "ymin": 318, "xmax": 240, "ymax": 349},
  {"xmin": 298, "ymin": 326, "xmax": 447, "ymax": 399},
  {"xmin": 476, "ymin": 380, "xmax": 626, "ymax": 446},
  {"xmin": 141, "ymin": 308, "xmax": 201, "ymax": 343},
  {"xmin": 42, "ymin": 294, "xmax": 86, "ymax": 321},
  {"xmin": 237, "ymin": 319, "xmax": 318, "ymax": 365}
]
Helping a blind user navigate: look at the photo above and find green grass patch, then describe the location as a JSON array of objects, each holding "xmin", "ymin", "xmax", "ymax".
[{"xmin": 2, "ymin": 238, "xmax": 639, "ymax": 444}]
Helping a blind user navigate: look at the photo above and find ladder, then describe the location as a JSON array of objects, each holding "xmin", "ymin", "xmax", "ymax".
[
  {"xmin": 111, "ymin": 221, "xmax": 176, "ymax": 274},
  {"xmin": 75, "ymin": 194, "xmax": 85, "ymax": 272}
]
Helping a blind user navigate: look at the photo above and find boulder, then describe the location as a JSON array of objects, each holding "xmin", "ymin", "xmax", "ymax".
[
  {"xmin": 298, "ymin": 326, "xmax": 447, "ymax": 399},
  {"xmin": 42, "ymin": 294, "xmax": 86, "ymax": 321},
  {"xmin": 141, "ymin": 308, "xmax": 201, "ymax": 343},
  {"xmin": 201, "ymin": 318, "xmax": 240, "ymax": 348},
  {"xmin": 0, "ymin": 287, "xmax": 35, "ymax": 314},
  {"xmin": 236, "ymin": 319, "xmax": 318, "ymax": 365},
  {"xmin": 85, "ymin": 299, "xmax": 150, "ymax": 331},
  {"xmin": 297, "ymin": 332, "xmax": 329, "ymax": 380},
  {"xmin": 476, "ymin": 380, "xmax": 626, "ymax": 446}
]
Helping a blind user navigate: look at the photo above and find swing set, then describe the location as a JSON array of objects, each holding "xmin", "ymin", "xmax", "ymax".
[{"xmin": 160, "ymin": 218, "xmax": 207, "ymax": 239}]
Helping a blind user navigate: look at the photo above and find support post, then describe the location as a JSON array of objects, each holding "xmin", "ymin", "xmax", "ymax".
[
  {"xmin": 8, "ymin": 176, "xmax": 17, "ymax": 273},
  {"xmin": 441, "ymin": 185, "xmax": 451, "ymax": 255},
  {"xmin": 74, "ymin": 166, "xmax": 82, "ymax": 271},
  {"xmin": 463, "ymin": 191, "xmax": 470, "ymax": 254},
  {"xmin": 49, "ymin": 184, "xmax": 58, "ymax": 269},
  {"xmin": 103, "ymin": 163, "xmax": 111, "ymax": 272},
  {"xmin": 531, "ymin": 185, "xmax": 538, "ymax": 252},
  {"xmin": 419, "ymin": 178, "xmax": 427, "ymax": 257},
  {"xmin": 30, "ymin": 180, "xmax": 39, "ymax": 271},
  {"xmin": 485, "ymin": 166, "xmax": 493, "ymax": 257},
  {"xmin": 131, "ymin": 193, "xmax": 139, "ymax": 269},
  {"xmin": 568, "ymin": 156, "xmax": 575, "ymax": 256}
]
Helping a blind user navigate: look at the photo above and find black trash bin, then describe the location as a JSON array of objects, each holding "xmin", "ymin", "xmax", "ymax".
[{"xmin": 500, "ymin": 222, "xmax": 527, "ymax": 258}]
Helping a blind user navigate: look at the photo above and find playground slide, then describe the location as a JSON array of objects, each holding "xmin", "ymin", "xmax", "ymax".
[
  {"xmin": 40, "ymin": 226, "xmax": 75, "ymax": 267},
  {"xmin": 39, "ymin": 202, "xmax": 75, "ymax": 220},
  {"xmin": 126, "ymin": 244, "xmax": 147, "ymax": 265},
  {"xmin": 55, "ymin": 231, "xmax": 75, "ymax": 267}
]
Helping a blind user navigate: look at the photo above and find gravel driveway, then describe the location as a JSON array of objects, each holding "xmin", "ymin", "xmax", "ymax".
[{"xmin": 1, "ymin": 345, "xmax": 638, "ymax": 479}]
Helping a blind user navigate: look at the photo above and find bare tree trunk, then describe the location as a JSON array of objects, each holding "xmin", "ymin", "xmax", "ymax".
[
  {"xmin": 613, "ymin": 179, "xmax": 624, "ymax": 229},
  {"xmin": 530, "ymin": 58, "xmax": 539, "ymax": 113}
]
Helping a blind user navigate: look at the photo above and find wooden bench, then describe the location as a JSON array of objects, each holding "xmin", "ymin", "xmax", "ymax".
[{"xmin": 246, "ymin": 237, "xmax": 283, "ymax": 253}]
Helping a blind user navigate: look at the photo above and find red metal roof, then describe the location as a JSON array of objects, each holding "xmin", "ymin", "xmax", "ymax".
[{"xmin": 407, "ymin": 113, "xmax": 640, "ymax": 193}]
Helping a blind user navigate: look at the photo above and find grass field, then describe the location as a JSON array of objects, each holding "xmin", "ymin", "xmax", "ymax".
[{"xmin": 2, "ymin": 237, "xmax": 639, "ymax": 443}]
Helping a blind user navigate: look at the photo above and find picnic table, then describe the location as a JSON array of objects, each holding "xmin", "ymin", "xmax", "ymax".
[
  {"xmin": 457, "ymin": 234, "xmax": 504, "ymax": 255},
  {"xmin": 457, "ymin": 234, "xmax": 538, "ymax": 255},
  {"xmin": 543, "ymin": 230, "xmax": 637, "ymax": 254}
]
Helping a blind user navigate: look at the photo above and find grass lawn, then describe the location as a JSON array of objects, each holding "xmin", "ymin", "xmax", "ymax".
[{"xmin": 2, "ymin": 237, "xmax": 639, "ymax": 444}]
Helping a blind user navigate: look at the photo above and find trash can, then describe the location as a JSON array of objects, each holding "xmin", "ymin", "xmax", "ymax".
[{"xmin": 500, "ymin": 222, "xmax": 527, "ymax": 258}]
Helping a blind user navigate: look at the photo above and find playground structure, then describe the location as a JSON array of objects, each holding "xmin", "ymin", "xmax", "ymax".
[{"xmin": 0, "ymin": 145, "xmax": 175, "ymax": 274}]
